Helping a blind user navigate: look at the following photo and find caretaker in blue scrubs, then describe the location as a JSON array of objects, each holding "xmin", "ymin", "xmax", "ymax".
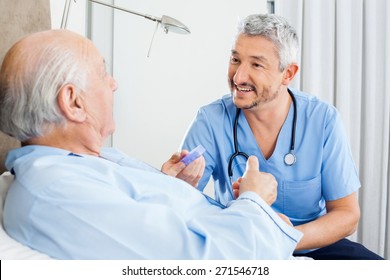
[
  {"xmin": 182, "ymin": 91, "xmax": 359, "ymax": 225},
  {"xmin": 181, "ymin": 14, "xmax": 383, "ymax": 260}
]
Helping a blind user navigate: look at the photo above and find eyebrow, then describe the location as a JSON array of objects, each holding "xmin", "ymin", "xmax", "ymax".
[
  {"xmin": 102, "ymin": 59, "xmax": 108, "ymax": 71},
  {"xmin": 231, "ymin": 50, "xmax": 269, "ymax": 64}
]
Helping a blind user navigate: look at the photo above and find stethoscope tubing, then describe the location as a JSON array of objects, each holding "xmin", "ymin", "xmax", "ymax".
[
  {"xmin": 227, "ymin": 108, "xmax": 249, "ymax": 177},
  {"xmin": 228, "ymin": 89, "xmax": 297, "ymax": 179}
]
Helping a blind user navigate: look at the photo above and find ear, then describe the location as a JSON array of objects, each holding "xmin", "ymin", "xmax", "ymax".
[
  {"xmin": 281, "ymin": 63, "xmax": 299, "ymax": 85},
  {"xmin": 57, "ymin": 84, "xmax": 87, "ymax": 122}
]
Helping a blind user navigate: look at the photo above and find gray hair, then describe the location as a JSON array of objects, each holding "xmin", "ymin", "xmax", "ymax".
[
  {"xmin": 237, "ymin": 14, "xmax": 299, "ymax": 71},
  {"xmin": 0, "ymin": 32, "xmax": 87, "ymax": 142}
]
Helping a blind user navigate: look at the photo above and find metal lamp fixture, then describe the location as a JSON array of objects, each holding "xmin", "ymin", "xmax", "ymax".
[{"xmin": 61, "ymin": 0, "xmax": 191, "ymax": 56}]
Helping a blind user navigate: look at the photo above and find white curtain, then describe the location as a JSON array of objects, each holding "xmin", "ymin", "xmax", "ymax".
[{"xmin": 275, "ymin": 0, "xmax": 390, "ymax": 258}]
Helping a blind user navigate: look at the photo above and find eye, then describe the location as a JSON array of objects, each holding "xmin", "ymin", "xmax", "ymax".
[
  {"xmin": 253, "ymin": 63, "xmax": 264, "ymax": 69},
  {"xmin": 230, "ymin": 56, "xmax": 240, "ymax": 64}
]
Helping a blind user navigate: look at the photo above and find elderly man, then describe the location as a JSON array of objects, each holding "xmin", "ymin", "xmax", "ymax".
[{"xmin": 0, "ymin": 29, "xmax": 302, "ymax": 259}]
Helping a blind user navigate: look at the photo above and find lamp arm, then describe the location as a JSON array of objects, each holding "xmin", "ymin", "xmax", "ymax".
[
  {"xmin": 89, "ymin": 0, "xmax": 161, "ymax": 23},
  {"xmin": 61, "ymin": 0, "xmax": 190, "ymax": 34},
  {"xmin": 61, "ymin": 0, "xmax": 75, "ymax": 29}
]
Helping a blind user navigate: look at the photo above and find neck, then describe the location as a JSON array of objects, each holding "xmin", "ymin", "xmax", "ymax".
[
  {"xmin": 243, "ymin": 88, "xmax": 292, "ymax": 126},
  {"xmin": 242, "ymin": 88, "xmax": 292, "ymax": 160},
  {"xmin": 24, "ymin": 127, "xmax": 103, "ymax": 157}
]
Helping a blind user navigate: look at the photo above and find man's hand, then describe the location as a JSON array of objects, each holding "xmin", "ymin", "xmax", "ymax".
[
  {"xmin": 236, "ymin": 156, "xmax": 277, "ymax": 205},
  {"xmin": 161, "ymin": 150, "xmax": 205, "ymax": 187}
]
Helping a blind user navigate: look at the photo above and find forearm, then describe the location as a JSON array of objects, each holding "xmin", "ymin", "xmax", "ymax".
[
  {"xmin": 294, "ymin": 209, "xmax": 359, "ymax": 251},
  {"xmin": 226, "ymin": 192, "xmax": 303, "ymax": 258}
]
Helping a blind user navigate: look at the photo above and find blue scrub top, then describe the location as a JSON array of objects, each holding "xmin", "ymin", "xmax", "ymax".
[{"xmin": 181, "ymin": 88, "xmax": 360, "ymax": 226}]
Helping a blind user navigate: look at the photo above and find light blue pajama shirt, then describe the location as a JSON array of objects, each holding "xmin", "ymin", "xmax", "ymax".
[{"xmin": 3, "ymin": 145, "xmax": 301, "ymax": 259}]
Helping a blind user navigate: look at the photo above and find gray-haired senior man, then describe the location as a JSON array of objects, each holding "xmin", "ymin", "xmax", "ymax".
[{"xmin": 0, "ymin": 29, "xmax": 302, "ymax": 259}]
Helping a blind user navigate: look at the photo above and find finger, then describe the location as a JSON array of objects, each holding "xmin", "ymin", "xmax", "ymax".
[
  {"xmin": 176, "ymin": 156, "xmax": 205, "ymax": 187},
  {"xmin": 245, "ymin": 155, "xmax": 259, "ymax": 172},
  {"xmin": 170, "ymin": 152, "xmax": 182, "ymax": 163},
  {"xmin": 233, "ymin": 189, "xmax": 239, "ymax": 199},
  {"xmin": 179, "ymin": 150, "xmax": 189, "ymax": 159},
  {"xmin": 184, "ymin": 156, "xmax": 204, "ymax": 174}
]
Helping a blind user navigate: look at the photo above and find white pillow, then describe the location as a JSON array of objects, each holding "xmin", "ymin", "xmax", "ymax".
[{"xmin": 0, "ymin": 172, "xmax": 52, "ymax": 259}]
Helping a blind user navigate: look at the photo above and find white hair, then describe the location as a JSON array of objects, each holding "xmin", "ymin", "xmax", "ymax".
[{"xmin": 0, "ymin": 32, "xmax": 88, "ymax": 141}]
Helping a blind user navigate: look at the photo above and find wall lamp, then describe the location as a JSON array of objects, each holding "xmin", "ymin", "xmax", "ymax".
[{"xmin": 61, "ymin": 0, "xmax": 191, "ymax": 56}]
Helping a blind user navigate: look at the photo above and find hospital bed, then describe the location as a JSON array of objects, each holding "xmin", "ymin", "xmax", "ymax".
[{"xmin": 0, "ymin": 132, "xmax": 52, "ymax": 259}]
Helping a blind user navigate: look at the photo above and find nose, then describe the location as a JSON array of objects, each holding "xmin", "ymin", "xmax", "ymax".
[
  {"xmin": 110, "ymin": 75, "xmax": 118, "ymax": 92},
  {"xmin": 232, "ymin": 64, "xmax": 250, "ymax": 85}
]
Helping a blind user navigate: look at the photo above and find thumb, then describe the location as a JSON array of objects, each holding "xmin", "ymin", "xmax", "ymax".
[
  {"xmin": 169, "ymin": 152, "xmax": 181, "ymax": 163},
  {"xmin": 245, "ymin": 155, "xmax": 259, "ymax": 172}
]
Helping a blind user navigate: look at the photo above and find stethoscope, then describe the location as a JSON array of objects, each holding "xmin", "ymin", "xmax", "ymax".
[{"xmin": 227, "ymin": 89, "xmax": 297, "ymax": 180}]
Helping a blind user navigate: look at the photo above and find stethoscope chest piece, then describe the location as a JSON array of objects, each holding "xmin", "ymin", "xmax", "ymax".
[{"xmin": 284, "ymin": 151, "xmax": 296, "ymax": 166}]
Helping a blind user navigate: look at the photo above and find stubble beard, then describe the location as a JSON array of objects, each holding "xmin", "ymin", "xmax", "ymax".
[{"xmin": 230, "ymin": 80, "xmax": 280, "ymax": 111}]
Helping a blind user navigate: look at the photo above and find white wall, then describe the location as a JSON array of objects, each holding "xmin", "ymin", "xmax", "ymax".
[
  {"xmin": 51, "ymin": 0, "xmax": 268, "ymax": 169},
  {"xmin": 50, "ymin": 0, "xmax": 87, "ymax": 34},
  {"xmin": 107, "ymin": 0, "xmax": 267, "ymax": 168}
]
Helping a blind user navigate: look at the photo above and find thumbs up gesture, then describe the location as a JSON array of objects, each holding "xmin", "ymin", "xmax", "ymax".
[{"xmin": 236, "ymin": 156, "xmax": 278, "ymax": 205}]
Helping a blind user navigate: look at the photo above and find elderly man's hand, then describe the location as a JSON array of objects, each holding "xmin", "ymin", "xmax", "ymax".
[
  {"xmin": 161, "ymin": 150, "xmax": 205, "ymax": 187},
  {"xmin": 237, "ymin": 156, "xmax": 278, "ymax": 205}
]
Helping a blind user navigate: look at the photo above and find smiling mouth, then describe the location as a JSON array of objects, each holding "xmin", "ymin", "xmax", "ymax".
[{"xmin": 235, "ymin": 84, "xmax": 255, "ymax": 93}]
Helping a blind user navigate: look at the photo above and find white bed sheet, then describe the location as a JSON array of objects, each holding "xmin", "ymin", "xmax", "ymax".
[{"xmin": 0, "ymin": 172, "xmax": 52, "ymax": 260}]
